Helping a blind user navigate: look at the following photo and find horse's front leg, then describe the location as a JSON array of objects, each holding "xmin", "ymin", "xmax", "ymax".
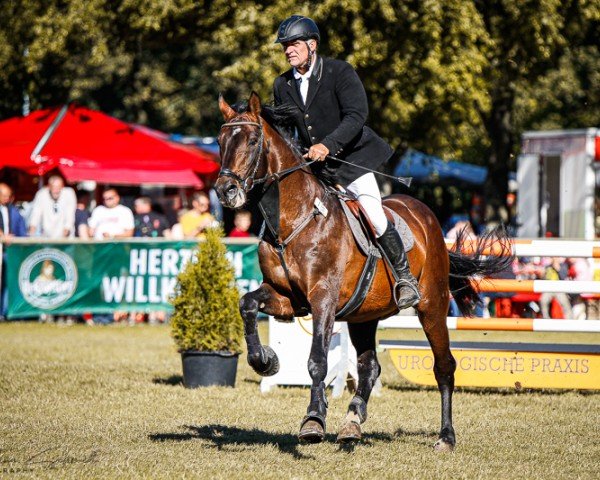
[
  {"xmin": 240, "ymin": 283, "xmax": 292, "ymax": 376},
  {"xmin": 298, "ymin": 287, "xmax": 337, "ymax": 443}
]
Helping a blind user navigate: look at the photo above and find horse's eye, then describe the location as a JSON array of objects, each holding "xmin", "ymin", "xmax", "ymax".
[{"xmin": 248, "ymin": 138, "xmax": 258, "ymax": 146}]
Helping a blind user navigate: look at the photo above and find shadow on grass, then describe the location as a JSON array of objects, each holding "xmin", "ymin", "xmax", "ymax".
[
  {"xmin": 152, "ymin": 375, "xmax": 183, "ymax": 386},
  {"xmin": 393, "ymin": 427, "xmax": 438, "ymax": 447},
  {"xmin": 149, "ymin": 424, "xmax": 316, "ymax": 459},
  {"xmin": 150, "ymin": 424, "xmax": 414, "ymax": 457}
]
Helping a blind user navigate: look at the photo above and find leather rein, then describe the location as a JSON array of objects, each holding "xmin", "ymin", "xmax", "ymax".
[{"xmin": 219, "ymin": 120, "xmax": 315, "ymax": 192}]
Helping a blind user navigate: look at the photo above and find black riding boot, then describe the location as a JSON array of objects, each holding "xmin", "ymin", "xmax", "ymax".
[{"xmin": 377, "ymin": 222, "xmax": 421, "ymax": 310}]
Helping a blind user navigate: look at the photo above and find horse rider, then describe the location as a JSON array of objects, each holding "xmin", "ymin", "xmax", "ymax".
[{"xmin": 272, "ymin": 15, "xmax": 420, "ymax": 309}]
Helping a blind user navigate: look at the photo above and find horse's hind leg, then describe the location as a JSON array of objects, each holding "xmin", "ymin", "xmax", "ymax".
[
  {"xmin": 240, "ymin": 283, "xmax": 291, "ymax": 376},
  {"xmin": 417, "ymin": 289, "xmax": 457, "ymax": 452},
  {"xmin": 337, "ymin": 320, "xmax": 380, "ymax": 444}
]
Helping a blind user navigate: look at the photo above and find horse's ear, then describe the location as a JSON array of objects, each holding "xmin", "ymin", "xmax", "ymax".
[
  {"xmin": 248, "ymin": 91, "xmax": 262, "ymax": 116},
  {"xmin": 219, "ymin": 93, "xmax": 236, "ymax": 121}
]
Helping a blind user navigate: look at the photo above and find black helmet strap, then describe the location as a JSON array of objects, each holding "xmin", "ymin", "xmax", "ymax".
[{"xmin": 300, "ymin": 40, "xmax": 316, "ymax": 72}]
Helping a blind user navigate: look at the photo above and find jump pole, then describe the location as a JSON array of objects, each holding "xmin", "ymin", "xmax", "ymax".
[
  {"xmin": 476, "ymin": 279, "xmax": 600, "ymax": 294},
  {"xmin": 445, "ymin": 238, "xmax": 600, "ymax": 258},
  {"xmin": 380, "ymin": 316, "xmax": 600, "ymax": 333}
]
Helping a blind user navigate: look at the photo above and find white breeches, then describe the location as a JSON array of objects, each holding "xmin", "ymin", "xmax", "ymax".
[{"xmin": 346, "ymin": 173, "xmax": 388, "ymax": 237}]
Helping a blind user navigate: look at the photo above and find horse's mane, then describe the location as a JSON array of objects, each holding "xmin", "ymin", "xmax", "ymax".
[{"xmin": 232, "ymin": 101, "xmax": 302, "ymax": 153}]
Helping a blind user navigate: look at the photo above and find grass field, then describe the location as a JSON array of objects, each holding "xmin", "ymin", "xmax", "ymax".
[{"xmin": 1, "ymin": 322, "xmax": 599, "ymax": 479}]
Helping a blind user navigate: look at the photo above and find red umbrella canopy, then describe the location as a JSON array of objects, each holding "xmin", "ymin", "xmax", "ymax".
[{"xmin": 0, "ymin": 105, "xmax": 220, "ymax": 187}]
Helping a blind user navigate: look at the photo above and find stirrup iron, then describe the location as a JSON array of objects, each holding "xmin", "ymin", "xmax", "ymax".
[{"xmin": 392, "ymin": 278, "xmax": 420, "ymax": 310}]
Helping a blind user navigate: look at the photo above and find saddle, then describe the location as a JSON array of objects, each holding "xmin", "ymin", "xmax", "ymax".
[
  {"xmin": 338, "ymin": 194, "xmax": 414, "ymax": 256},
  {"xmin": 260, "ymin": 177, "xmax": 414, "ymax": 321},
  {"xmin": 332, "ymin": 186, "xmax": 415, "ymax": 319}
]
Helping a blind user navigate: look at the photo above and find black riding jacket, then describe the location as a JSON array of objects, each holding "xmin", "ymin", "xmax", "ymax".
[{"xmin": 273, "ymin": 56, "xmax": 393, "ymax": 187}]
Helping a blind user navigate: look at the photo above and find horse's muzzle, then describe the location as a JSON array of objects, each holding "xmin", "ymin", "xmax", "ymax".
[{"xmin": 215, "ymin": 177, "xmax": 246, "ymax": 209}]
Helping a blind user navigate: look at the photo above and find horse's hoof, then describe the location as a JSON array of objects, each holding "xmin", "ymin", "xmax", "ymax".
[
  {"xmin": 298, "ymin": 419, "xmax": 325, "ymax": 444},
  {"xmin": 433, "ymin": 438, "xmax": 455, "ymax": 452},
  {"xmin": 248, "ymin": 346, "xmax": 280, "ymax": 377},
  {"xmin": 260, "ymin": 346, "xmax": 280, "ymax": 376},
  {"xmin": 336, "ymin": 421, "xmax": 361, "ymax": 444}
]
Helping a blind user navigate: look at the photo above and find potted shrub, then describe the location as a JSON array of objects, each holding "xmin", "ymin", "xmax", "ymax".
[{"xmin": 170, "ymin": 226, "xmax": 244, "ymax": 387}]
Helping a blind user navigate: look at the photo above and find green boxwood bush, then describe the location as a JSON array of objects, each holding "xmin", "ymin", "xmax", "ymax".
[{"xmin": 170, "ymin": 227, "xmax": 244, "ymax": 353}]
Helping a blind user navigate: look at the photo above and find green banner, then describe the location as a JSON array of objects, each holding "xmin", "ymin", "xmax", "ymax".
[{"xmin": 6, "ymin": 240, "xmax": 261, "ymax": 318}]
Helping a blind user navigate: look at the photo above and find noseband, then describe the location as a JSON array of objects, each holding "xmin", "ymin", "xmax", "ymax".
[{"xmin": 219, "ymin": 120, "xmax": 265, "ymax": 192}]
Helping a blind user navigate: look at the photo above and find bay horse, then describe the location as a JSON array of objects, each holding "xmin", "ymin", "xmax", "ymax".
[{"xmin": 215, "ymin": 92, "xmax": 512, "ymax": 450}]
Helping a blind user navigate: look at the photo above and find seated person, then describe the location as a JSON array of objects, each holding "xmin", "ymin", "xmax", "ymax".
[{"xmin": 180, "ymin": 192, "xmax": 216, "ymax": 239}]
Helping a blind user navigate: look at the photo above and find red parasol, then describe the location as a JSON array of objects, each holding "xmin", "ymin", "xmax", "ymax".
[{"xmin": 0, "ymin": 104, "xmax": 220, "ymax": 187}]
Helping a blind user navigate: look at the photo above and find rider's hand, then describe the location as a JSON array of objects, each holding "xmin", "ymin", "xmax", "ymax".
[{"xmin": 303, "ymin": 144, "xmax": 329, "ymax": 162}]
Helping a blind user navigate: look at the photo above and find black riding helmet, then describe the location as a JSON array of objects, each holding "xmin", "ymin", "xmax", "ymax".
[{"xmin": 275, "ymin": 15, "xmax": 320, "ymax": 44}]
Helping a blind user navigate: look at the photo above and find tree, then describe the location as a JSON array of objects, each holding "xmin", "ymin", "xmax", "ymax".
[
  {"xmin": 473, "ymin": 0, "xmax": 600, "ymax": 216},
  {"xmin": 2, "ymin": 0, "xmax": 599, "ymax": 224}
]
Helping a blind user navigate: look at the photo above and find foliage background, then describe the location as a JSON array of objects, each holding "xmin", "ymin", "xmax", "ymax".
[{"xmin": 2, "ymin": 0, "xmax": 600, "ymax": 210}]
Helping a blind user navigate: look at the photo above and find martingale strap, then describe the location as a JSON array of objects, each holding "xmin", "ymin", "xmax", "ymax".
[{"xmin": 257, "ymin": 178, "xmax": 322, "ymax": 316}]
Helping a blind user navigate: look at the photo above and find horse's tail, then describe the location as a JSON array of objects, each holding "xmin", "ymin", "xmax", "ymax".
[{"xmin": 448, "ymin": 225, "xmax": 515, "ymax": 317}]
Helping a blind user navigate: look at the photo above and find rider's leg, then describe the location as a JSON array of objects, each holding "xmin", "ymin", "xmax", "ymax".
[{"xmin": 346, "ymin": 173, "xmax": 420, "ymax": 309}]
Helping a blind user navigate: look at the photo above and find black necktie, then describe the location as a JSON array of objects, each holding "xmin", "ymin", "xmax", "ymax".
[
  {"xmin": 295, "ymin": 78, "xmax": 304, "ymax": 104},
  {"xmin": 0, "ymin": 207, "xmax": 5, "ymax": 233}
]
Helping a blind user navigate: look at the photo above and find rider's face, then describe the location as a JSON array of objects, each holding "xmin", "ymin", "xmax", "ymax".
[{"xmin": 282, "ymin": 40, "xmax": 313, "ymax": 70}]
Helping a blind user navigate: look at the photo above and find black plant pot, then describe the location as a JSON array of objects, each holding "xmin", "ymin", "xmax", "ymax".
[{"xmin": 181, "ymin": 350, "xmax": 239, "ymax": 388}]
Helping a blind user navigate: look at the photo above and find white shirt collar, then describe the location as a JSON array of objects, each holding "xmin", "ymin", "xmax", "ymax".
[{"xmin": 293, "ymin": 55, "xmax": 317, "ymax": 80}]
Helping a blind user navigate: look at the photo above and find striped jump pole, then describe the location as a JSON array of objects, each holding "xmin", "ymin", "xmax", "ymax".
[
  {"xmin": 445, "ymin": 238, "xmax": 600, "ymax": 258},
  {"xmin": 380, "ymin": 316, "xmax": 600, "ymax": 333},
  {"xmin": 476, "ymin": 279, "xmax": 600, "ymax": 294}
]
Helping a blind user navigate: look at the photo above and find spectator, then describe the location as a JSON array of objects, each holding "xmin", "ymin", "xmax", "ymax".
[
  {"xmin": 88, "ymin": 188, "xmax": 133, "ymax": 325},
  {"xmin": 0, "ymin": 183, "xmax": 27, "ymax": 320},
  {"xmin": 133, "ymin": 196, "xmax": 170, "ymax": 238},
  {"xmin": 568, "ymin": 257, "xmax": 592, "ymax": 319},
  {"xmin": 28, "ymin": 175, "xmax": 77, "ymax": 238},
  {"xmin": 515, "ymin": 256, "xmax": 545, "ymax": 280},
  {"xmin": 180, "ymin": 191, "xmax": 216, "ymax": 239},
  {"xmin": 132, "ymin": 196, "xmax": 170, "ymax": 325},
  {"xmin": 88, "ymin": 188, "xmax": 134, "ymax": 239},
  {"xmin": 539, "ymin": 257, "xmax": 573, "ymax": 319},
  {"xmin": 75, "ymin": 190, "xmax": 91, "ymax": 239},
  {"xmin": 228, "ymin": 210, "xmax": 253, "ymax": 238},
  {"xmin": 169, "ymin": 209, "xmax": 188, "ymax": 240}
]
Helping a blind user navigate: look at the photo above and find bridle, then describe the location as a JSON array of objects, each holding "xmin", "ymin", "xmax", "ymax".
[
  {"xmin": 219, "ymin": 118, "xmax": 316, "ymax": 193},
  {"xmin": 219, "ymin": 120, "xmax": 266, "ymax": 193}
]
